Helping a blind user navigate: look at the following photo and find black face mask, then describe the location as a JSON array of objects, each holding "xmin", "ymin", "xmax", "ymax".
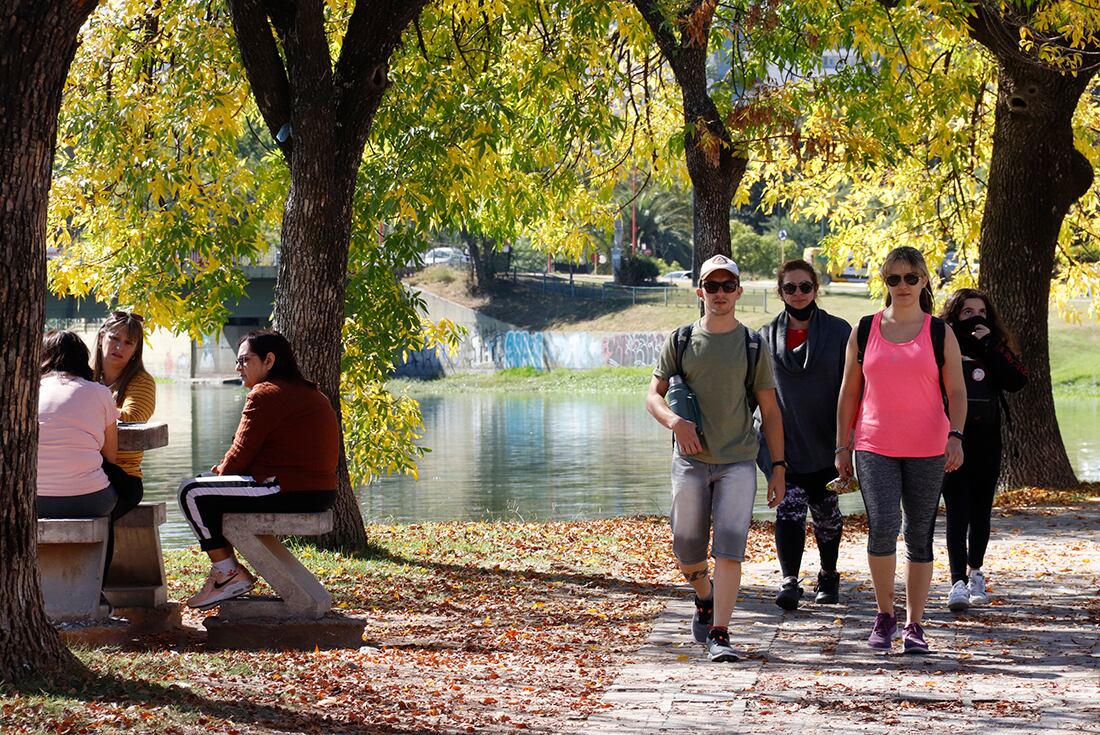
[
  {"xmin": 953, "ymin": 314, "xmax": 989, "ymax": 353},
  {"xmin": 784, "ymin": 300, "xmax": 817, "ymax": 321}
]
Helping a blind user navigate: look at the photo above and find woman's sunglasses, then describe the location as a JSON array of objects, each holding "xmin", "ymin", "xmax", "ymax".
[
  {"xmin": 884, "ymin": 273, "xmax": 921, "ymax": 287},
  {"xmin": 781, "ymin": 281, "xmax": 814, "ymax": 295},
  {"xmin": 701, "ymin": 280, "xmax": 739, "ymax": 294}
]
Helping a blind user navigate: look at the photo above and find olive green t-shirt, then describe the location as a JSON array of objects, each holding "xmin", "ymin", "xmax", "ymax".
[{"xmin": 653, "ymin": 321, "xmax": 776, "ymax": 465}]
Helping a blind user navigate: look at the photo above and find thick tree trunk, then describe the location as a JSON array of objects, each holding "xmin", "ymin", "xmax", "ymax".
[
  {"xmin": 0, "ymin": 0, "xmax": 99, "ymax": 683},
  {"xmin": 228, "ymin": 0, "xmax": 429, "ymax": 550},
  {"xmin": 630, "ymin": 0, "xmax": 748, "ymax": 282},
  {"xmin": 274, "ymin": 146, "xmax": 367, "ymax": 550},
  {"xmin": 977, "ymin": 58, "xmax": 1094, "ymax": 488},
  {"xmin": 464, "ymin": 232, "xmax": 496, "ymax": 295}
]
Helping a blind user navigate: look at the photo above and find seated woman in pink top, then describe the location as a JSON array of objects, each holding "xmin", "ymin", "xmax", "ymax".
[
  {"xmin": 37, "ymin": 330, "xmax": 121, "ymax": 533},
  {"xmin": 834, "ymin": 247, "xmax": 966, "ymax": 655}
]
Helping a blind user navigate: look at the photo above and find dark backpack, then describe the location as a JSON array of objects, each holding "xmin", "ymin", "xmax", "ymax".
[
  {"xmin": 856, "ymin": 314, "xmax": 947, "ymax": 412},
  {"xmin": 673, "ymin": 323, "xmax": 763, "ymax": 412}
]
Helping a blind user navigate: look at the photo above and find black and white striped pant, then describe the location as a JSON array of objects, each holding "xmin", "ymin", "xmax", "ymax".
[{"xmin": 177, "ymin": 474, "xmax": 335, "ymax": 551}]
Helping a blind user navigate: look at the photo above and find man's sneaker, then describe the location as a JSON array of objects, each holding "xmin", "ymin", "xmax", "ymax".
[
  {"xmin": 968, "ymin": 569, "xmax": 990, "ymax": 606},
  {"xmin": 187, "ymin": 564, "xmax": 256, "ymax": 610},
  {"xmin": 948, "ymin": 580, "xmax": 970, "ymax": 612},
  {"xmin": 692, "ymin": 593, "xmax": 714, "ymax": 644},
  {"xmin": 902, "ymin": 622, "xmax": 930, "ymax": 654},
  {"xmin": 815, "ymin": 570, "xmax": 840, "ymax": 604},
  {"xmin": 867, "ymin": 612, "xmax": 897, "ymax": 650},
  {"xmin": 775, "ymin": 576, "xmax": 803, "ymax": 611},
  {"xmin": 706, "ymin": 628, "xmax": 740, "ymax": 662}
]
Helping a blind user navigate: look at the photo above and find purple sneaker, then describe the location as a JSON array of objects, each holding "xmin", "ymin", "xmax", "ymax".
[
  {"xmin": 903, "ymin": 622, "xmax": 930, "ymax": 654},
  {"xmin": 867, "ymin": 612, "xmax": 896, "ymax": 650}
]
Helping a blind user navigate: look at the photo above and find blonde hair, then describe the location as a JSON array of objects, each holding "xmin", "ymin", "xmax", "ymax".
[{"xmin": 880, "ymin": 246, "xmax": 934, "ymax": 314}]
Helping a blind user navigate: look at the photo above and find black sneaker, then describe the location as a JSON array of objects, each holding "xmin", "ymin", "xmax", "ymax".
[
  {"xmin": 706, "ymin": 628, "xmax": 740, "ymax": 662},
  {"xmin": 815, "ymin": 570, "xmax": 840, "ymax": 604},
  {"xmin": 775, "ymin": 576, "xmax": 803, "ymax": 610},
  {"xmin": 692, "ymin": 592, "xmax": 714, "ymax": 644}
]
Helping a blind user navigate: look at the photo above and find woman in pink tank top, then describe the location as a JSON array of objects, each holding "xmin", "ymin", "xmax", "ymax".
[{"xmin": 833, "ymin": 247, "xmax": 967, "ymax": 655}]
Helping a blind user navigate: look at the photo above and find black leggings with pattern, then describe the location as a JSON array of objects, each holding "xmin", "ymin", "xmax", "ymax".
[{"xmin": 774, "ymin": 467, "xmax": 844, "ymax": 578}]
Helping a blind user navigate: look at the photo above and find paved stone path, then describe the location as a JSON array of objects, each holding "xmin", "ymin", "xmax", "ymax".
[{"xmin": 576, "ymin": 500, "xmax": 1100, "ymax": 734}]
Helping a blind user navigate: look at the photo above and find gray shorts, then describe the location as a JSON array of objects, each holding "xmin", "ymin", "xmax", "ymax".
[{"xmin": 670, "ymin": 453, "xmax": 757, "ymax": 563}]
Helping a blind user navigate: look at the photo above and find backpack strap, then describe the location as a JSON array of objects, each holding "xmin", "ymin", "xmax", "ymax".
[
  {"xmin": 930, "ymin": 316, "xmax": 946, "ymax": 367},
  {"xmin": 744, "ymin": 326, "xmax": 762, "ymax": 411},
  {"xmin": 856, "ymin": 314, "xmax": 874, "ymax": 365},
  {"xmin": 673, "ymin": 324, "xmax": 693, "ymax": 378}
]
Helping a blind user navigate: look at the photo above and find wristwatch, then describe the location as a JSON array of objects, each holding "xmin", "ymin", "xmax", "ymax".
[
  {"xmin": 948, "ymin": 430, "xmax": 965, "ymax": 441},
  {"xmin": 772, "ymin": 459, "xmax": 788, "ymax": 469}
]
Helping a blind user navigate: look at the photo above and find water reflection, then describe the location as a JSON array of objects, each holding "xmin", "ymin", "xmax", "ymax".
[{"xmin": 141, "ymin": 384, "xmax": 1099, "ymax": 550}]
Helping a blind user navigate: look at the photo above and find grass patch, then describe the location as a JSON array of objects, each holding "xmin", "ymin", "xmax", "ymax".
[
  {"xmin": 391, "ymin": 366, "xmax": 654, "ymax": 395},
  {"xmin": 1048, "ymin": 322, "xmax": 1100, "ymax": 396}
]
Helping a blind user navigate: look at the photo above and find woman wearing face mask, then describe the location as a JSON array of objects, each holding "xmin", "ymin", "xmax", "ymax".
[
  {"xmin": 938, "ymin": 288, "xmax": 1028, "ymax": 612},
  {"xmin": 758, "ymin": 259, "xmax": 851, "ymax": 610}
]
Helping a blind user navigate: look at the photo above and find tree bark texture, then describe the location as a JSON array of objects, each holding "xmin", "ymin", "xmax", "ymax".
[
  {"xmin": 464, "ymin": 232, "xmax": 497, "ymax": 295},
  {"xmin": 0, "ymin": 0, "xmax": 99, "ymax": 683},
  {"xmin": 974, "ymin": 46, "xmax": 1095, "ymax": 488},
  {"xmin": 228, "ymin": 0, "xmax": 429, "ymax": 549},
  {"xmin": 630, "ymin": 0, "xmax": 749, "ymax": 282}
]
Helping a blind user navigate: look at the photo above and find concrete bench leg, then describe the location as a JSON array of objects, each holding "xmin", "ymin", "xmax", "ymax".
[
  {"xmin": 220, "ymin": 530, "xmax": 332, "ymax": 620},
  {"xmin": 104, "ymin": 502, "xmax": 168, "ymax": 608},
  {"xmin": 37, "ymin": 517, "xmax": 109, "ymax": 623}
]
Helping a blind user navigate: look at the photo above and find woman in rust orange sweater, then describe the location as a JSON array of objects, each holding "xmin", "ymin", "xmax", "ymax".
[{"xmin": 177, "ymin": 330, "xmax": 340, "ymax": 609}]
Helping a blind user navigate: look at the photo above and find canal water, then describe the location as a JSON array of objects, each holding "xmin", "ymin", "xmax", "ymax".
[{"xmin": 142, "ymin": 383, "xmax": 1099, "ymax": 549}]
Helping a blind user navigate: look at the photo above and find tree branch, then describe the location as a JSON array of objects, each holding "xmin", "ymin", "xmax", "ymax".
[
  {"xmin": 226, "ymin": 0, "xmax": 293, "ymax": 157},
  {"xmin": 333, "ymin": 0, "xmax": 430, "ymax": 150}
]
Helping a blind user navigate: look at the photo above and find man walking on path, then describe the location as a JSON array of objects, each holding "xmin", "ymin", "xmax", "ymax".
[{"xmin": 646, "ymin": 254, "xmax": 787, "ymax": 663}]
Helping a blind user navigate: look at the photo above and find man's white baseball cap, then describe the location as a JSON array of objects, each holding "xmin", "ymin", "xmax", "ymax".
[{"xmin": 698, "ymin": 254, "xmax": 740, "ymax": 281}]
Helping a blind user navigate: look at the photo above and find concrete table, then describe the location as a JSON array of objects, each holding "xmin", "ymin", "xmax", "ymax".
[{"xmin": 117, "ymin": 420, "xmax": 168, "ymax": 451}]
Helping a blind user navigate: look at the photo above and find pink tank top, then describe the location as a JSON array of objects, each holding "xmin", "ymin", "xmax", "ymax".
[{"xmin": 854, "ymin": 311, "xmax": 949, "ymax": 457}]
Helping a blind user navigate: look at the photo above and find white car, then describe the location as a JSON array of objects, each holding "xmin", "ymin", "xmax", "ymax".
[
  {"xmin": 660, "ymin": 270, "xmax": 692, "ymax": 283},
  {"xmin": 423, "ymin": 247, "xmax": 469, "ymax": 266}
]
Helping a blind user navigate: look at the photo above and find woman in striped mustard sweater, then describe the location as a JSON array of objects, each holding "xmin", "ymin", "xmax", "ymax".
[{"xmin": 93, "ymin": 310, "xmax": 157, "ymax": 572}]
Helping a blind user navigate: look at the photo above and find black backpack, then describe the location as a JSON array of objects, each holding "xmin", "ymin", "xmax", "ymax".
[
  {"xmin": 856, "ymin": 314, "xmax": 947, "ymax": 412},
  {"xmin": 673, "ymin": 323, "xmax": 763, "ymax": 412}
]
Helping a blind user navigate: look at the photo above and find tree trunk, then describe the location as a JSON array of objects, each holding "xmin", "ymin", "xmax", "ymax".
[
  {"xmin": 273, "ymin": 146, "xmax": 367, "ymax": 550},
  {"xmin": 630, "ymin": 0, "xmax": 749, "ymax": 282},
  {"xmin": 976, "ymin": 56, "xmax": 1094, "ymax": 488},
  {"xmin": 0, "ymin": 0, "xmax": 99, "ymax": 683},
  {"xmin": 464, "ymin": 232, "xmax": 496, "ymax": 295},
  {"xmin": 228, "ymin": 0, "xmax": 429, "ymax": 550}
]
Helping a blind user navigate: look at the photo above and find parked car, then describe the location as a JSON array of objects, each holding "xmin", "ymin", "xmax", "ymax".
[
  {"xmin": 659, "ymin": 270, "xmax": 692, "ymax": 283},
  {"xmin": 423, "ymin": 247, "xmax": 469, "ymax": 267}
]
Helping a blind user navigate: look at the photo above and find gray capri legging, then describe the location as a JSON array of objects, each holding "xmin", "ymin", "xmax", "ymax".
[
  {"xmin": 855, "ymin": 450, "xmax": 944, "ymax": 563},
  {"xmin": 670, "ymin": 454, "xmax": 757, "ymax": 563}
]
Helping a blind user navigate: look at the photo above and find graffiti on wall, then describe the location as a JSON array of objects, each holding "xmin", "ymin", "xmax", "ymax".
[
  {"xmin": 393, "ymin": 328, "xmax": 668, "ymax": 376},
  {"xmin": 602, "ymin": 333, "xmax": 665, "ymax": 368}
]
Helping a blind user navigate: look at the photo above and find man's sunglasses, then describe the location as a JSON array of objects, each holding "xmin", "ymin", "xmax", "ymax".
[
  {"xmin": 885, "ymin": 273, "xmax": 921, "ymax": 287},
  {"xmin": 701, "ymin": 280, "xmax": 739, "ymax": 294},
  {"xmin": 781, "ymin": 281, "xmax": 814, "ymax": 295}
]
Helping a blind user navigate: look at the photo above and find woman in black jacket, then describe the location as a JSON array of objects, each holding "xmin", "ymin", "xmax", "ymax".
[{"xmin": 939, "ymin": 288, "xmax": 1028, "ymax": 612}]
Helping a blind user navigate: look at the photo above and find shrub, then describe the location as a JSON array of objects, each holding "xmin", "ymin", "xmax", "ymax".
[{"xmin": 616, "ymin": 254, "xmax": 661, "ymax": 285}]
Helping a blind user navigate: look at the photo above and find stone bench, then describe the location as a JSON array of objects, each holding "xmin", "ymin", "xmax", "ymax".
[
  {"xmin": 104, "ymin": 501, "xmax": 168, "ymax": 609},
  {"xmin": 217, "ymin": 511, "xmax": 333, "ymax": 620},
  {"xmin": 37, "ymin": 517, "xmax": 109, "ymax": 623}
]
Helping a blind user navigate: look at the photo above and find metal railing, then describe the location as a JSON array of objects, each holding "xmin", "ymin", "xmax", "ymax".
[{"xmin": 508, "ymin": 271, "xmax": 770, "ymax": 312}]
